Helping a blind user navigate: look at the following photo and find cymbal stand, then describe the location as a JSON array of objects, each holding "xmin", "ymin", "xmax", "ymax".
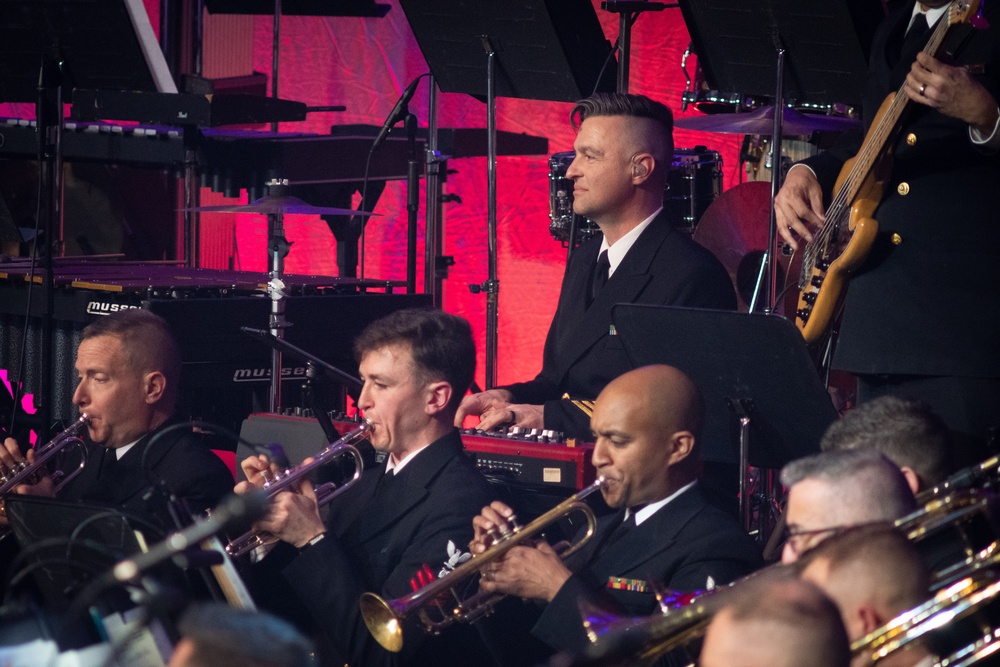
[
  {"xmin": 265, "ymin": 179, "xmax": 293, "ymax": 412},
  {"xmin": 469, "ymin": 36, "xmax": 500, "ymax": 389},
  {"xmin": 748, "ymin": 36, "xmax": 787, "ymax": 315}
]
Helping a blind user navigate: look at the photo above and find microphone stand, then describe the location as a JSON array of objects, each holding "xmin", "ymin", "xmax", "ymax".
[
  {"xmin": 406, "ymin": 112, "xmax": 420, "ymax": 294},
  {"xmin": 748, "ymin": 34, "xmax": 787, "ymax": 315}
]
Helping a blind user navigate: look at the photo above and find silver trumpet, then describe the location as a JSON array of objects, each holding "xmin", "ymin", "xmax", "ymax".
[
  {"xmin": 0, "ymin": 413, "xmax": 90, "ymax": 494},
  {"xmin": 225, "ymin": 419, "xmax": 370, "ymax": 558}
]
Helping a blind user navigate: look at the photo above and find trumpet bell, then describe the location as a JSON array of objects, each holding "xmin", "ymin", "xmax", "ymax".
[{"xmin": 360, "ymin": 593, "xmax": 405, "ymax": 653}]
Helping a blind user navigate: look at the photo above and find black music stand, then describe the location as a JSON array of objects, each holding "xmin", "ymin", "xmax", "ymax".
[
  {"xmin": 398, "ymin": 0, "xmax": 614, "ymax": 388},
  {"xmin": 612, "ymin": 304, "xmax": 837, "ymax": 532},
  {"xmin": 678, "ymin": 0, "xmax": 882, "ymax": 107}
]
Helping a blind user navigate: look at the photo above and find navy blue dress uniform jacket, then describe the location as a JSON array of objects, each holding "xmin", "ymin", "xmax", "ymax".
[
  {"xmin": 502, "ymin": 212, "xmax": 736, "ymax": 439},
  {"xmin": 274, "ymin": 430, "xmax": 494, "ymax": 667},
  {"xmin": 531, "ymin": 483, "xmax": 762, "ymax": 655},
  {"xmin": 800, "ymin": 0, "xmax": 1000, "ymax": 379},
  {"xmin": 58, "ymin": 418, "xmax": 235, "ymax": 524}
]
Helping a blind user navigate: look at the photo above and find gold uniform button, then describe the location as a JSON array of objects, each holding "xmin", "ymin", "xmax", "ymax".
[
  {"xmin": 897, "ymin": 182, "xmax": 910, "ymax": 196},
  {"xmin": 891, "ymin": 233, "xmax": 903, "ymax": 245},
  {"xmin": 906, "ymin": 132, "xmax": 917, "ymax": 146}
]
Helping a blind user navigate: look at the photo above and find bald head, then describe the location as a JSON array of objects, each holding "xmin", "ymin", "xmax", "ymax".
[
  {"xmin": 590, "ymin": 365, "xmax": 704, "ymax": 507},
  {"xmin": 603, "ymin": 364, "xmax": 704, "ymax": 439},
  {"xmin": 701, "ymin": 577, "xmax": 850, "ymax": 667}
]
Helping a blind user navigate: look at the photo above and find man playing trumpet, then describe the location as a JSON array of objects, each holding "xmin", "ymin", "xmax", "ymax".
[
  {"xmin": 0, "ymin": 309, "xmax": 233, "ymax": 525},
  {"xmin": 469, "ymin": 364, "xmax": 762, "ymax": 661},
  {"xmin": 236, "ymin": 308, "xmax": 494, "ymax": 667}
]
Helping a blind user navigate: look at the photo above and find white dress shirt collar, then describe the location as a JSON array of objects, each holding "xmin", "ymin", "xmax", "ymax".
[{"xmin": 599, "ymin": 207, "xmax": 663, "ymax": 278}]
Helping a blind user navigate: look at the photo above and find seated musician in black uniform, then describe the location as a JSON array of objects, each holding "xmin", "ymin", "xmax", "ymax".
[
  {"xmin": 820, "ymin": 395, "xmax": 954, "ymax": 495},
  {"xmin": 236, "ymin": 308, "xmax": 494, "ymax": 667},
  {"xmin": 700, "ymin": 574, "xmax": 851, "ymax": 667},
  {"xmin": 469, "ymin": 364, "xmax": 762, "ymax": 662},
  {"xmin": 780, "ymin": 450, "xmax": 917, "ymax": 564},
  {"xmin": 798, "ymin": 525, "xmax": 935, "ymax": 667},
  {"xmin": 455, "ymin": 93, "xmax": 735, "ymax": 440},
  {"xmin": 0, "ymin": 309, "xmax": 233, "ymax": 526}
]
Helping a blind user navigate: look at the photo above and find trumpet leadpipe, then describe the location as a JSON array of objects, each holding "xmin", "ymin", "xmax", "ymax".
[{"xmin": 225, "ymin": 420, "xmax": 370, "ymax": 558}]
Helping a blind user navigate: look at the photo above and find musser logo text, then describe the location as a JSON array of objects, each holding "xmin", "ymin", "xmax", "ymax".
[
  {"xmin": 233, "ymin": 366, "xmax": 308, "ymax": 383},
  {"xmin": 86, "ymin": 302, "xmax": 142, "ymax": 316}
]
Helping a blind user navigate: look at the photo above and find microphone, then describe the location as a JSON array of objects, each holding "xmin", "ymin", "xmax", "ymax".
[
  {"xmin": 111, "ymin": 491, "xmax": 268, "ymax": 583},
  {"xmin": 371, "ymin": 75, "xmax": 424, "ymax": 152}
]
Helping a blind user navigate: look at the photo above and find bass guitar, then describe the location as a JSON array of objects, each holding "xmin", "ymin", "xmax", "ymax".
[{"xmin": 794, "ymin": 0, "xmax": 984, "ymax": 344}]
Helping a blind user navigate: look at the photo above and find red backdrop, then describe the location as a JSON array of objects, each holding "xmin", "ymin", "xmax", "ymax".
[{"xmin": 161, "ymin": 2, "xmax": 745, "ymax": 393}]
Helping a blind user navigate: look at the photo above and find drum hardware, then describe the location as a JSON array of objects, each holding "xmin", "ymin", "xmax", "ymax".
[
  {"xmin": 741, "ymin": 135, "xmax": 819, "ymax": 183},
  {"xmin": 224, "ymin": 419, "xmax": 370, "ymax": 558},
  {"xmin": 548, "ymin": 148, "xmax": 722, "ymax": 247},
  {"xmin": 674, "ymin": 105, "xmax": 860, "ymax": 135},
  {"xmin": 182, "ymin": 179, "xmax": 379, "ymax": 413},
  {"xmin": 359, "ymin": 477, "xmax": 604, "ymax": 653}
]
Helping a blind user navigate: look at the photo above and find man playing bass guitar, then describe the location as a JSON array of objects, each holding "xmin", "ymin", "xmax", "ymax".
[{"xmin": 775, "ymin": 0, "xmax": 1000, "ymax": 450}]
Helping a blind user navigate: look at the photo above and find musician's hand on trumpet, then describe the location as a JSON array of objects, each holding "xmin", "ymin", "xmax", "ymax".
[
  {"xmin": 0, "ymin": 439, "xmax": 55, "ymax": 497},
  {"xmin": 235, "ymin": 455, "xmax": 326, "ymax": 550},
  {"xmin": 236, "ymin": 453, "xmax": 281, "ymax": 491},
  {"xmin": 471, "ymin": 501, "xmax": 572, "ymax": 603}
]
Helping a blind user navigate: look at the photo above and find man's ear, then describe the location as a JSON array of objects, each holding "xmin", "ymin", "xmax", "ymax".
[
  {"xmin": 144, "ymin": 371, "xmax": 167, "ymax": 405},
  {"xmin": 856, "ymin": 604, "xmax": 884, "ymax": 636},
  {"xmin": 899, "ymin": 466, "xmax": 921, "ymax": 495},
  {"xmin": 667, "ymin": 431, "xmax": 696, "ymax": 466},
  {"xmin": 631, "ymin": 154, "xmax": 655, "ymax": 183},
  {"xmin": 424, "ymin": 381, "xmax": 453, "ymax": 416}
]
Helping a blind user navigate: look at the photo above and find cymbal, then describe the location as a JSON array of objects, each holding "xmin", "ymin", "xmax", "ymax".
[
  {"xmin": 675, "ymin": 105, "xmax": 859, "ymax": 135},
  {"xmin": 181, "ymin": 195, "xmax": 376, "ymax": 217}
]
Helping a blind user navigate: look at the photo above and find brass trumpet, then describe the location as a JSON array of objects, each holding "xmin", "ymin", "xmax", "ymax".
[
  {"xmin": 0, "ymin": 413, "xmax": 90, "ymax": 494},
  {"xmin": 360, "ymin": 476, "xmax": 605, "ymax": 653},
  {"xmin": 225, "ymin": 420, "xmax": 370, "ymax": 558}
]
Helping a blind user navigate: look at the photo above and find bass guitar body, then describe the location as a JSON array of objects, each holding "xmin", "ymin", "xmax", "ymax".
[{"xmin": 795, "ymin": 94, "xmax": 895, "ymax": 344}]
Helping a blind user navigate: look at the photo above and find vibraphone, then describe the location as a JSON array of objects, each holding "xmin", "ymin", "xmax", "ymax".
[{"xmin": 0, "ymin": 261, "xmax": 430, "ymax": 427}]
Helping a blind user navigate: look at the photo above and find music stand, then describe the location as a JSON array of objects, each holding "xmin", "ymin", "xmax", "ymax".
[
  {"xmin": 4, "ymin": 495, "xmax": 149, "ymax": 610},
  {"xmin": 399, "ymin": 0, "xmax": 615, "ymax": 387},
  {"xmin": 611, "ymin": 304, "xmax": 837, "ymax": 533},
  {"xmin": 677, "ymin": 0, "xmax": 881, "ymax": 107}
]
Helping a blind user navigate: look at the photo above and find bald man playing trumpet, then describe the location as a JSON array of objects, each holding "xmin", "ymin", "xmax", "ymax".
[{"xmin": 468, "ymin": 365, "xmax": 762, "ymax": 662}]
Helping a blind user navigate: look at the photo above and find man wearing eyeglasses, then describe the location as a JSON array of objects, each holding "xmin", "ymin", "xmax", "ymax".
[{"xmin": 779, "ymin": 450, "xmax": 916, "ymax": 563}]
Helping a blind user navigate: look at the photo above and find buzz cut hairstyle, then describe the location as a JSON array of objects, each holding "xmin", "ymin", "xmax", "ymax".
[
  {"xmin": 354, "ymin": 308, "xmax": 476, "ymax": 413},
  {"xmin": 722, "ymin": 576, "xmax": 852, "ymax": 667},
  {"xmin": 796, "ymin": 524, "xmax": 931, "ymax": 614},
  {"xmin": 569, "ymin": 92, "xmax": 674, "ymax": 164},
  {"xmin": 780, "ymin": 449, "xmax": 917, "ymax": 522},
  {"xmin": 81, "ymin": 309, "xmax": 182, "ymax": 399},
  {"xmin": 820, "ymin": 395, "xmax": 952, "ymax": 486}
]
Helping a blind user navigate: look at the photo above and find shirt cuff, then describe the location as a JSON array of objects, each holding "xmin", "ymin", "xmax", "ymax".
[
  {"xmin": 787, "ymin": 162, "xmax": 818, "ymax": 179},
  {"xmin": 969, "ymin": 107, "xmax": 1000, "ymax": 151}
]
